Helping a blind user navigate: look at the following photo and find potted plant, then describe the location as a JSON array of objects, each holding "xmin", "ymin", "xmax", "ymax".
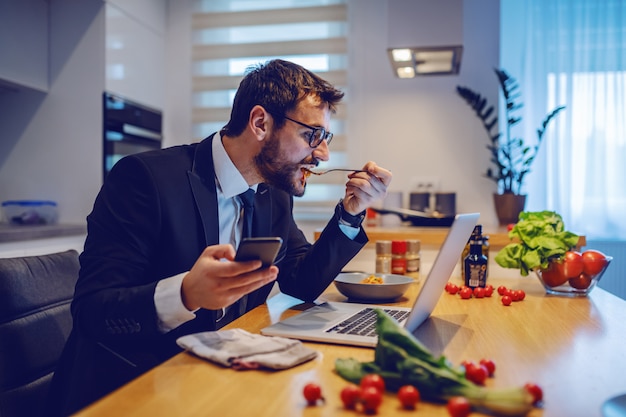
[{"xmin": 456, "ymin": 68, "xmax": 566, "ymax": 225}]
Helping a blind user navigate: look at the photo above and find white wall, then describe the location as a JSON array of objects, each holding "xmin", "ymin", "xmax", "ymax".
[
  {"xmin": 0, "ymin": 0, "xmax": 105, "ymax": 224},
  {"xmin": 163, "ymin": 0, "xmax": 193, "ymax": 149},
  {"xmin": 348, "ymin": 0, "xmax": 501, "ymax": 227}
]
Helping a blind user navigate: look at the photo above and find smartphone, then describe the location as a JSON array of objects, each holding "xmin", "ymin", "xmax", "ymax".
[{"xmin": 234, "ymin": 237, "xmax": 283, "ymax": 268}]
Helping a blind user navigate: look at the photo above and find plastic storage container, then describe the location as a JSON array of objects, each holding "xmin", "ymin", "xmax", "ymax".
[{"xmin": 1, "ymin": 200, "xmax": 58, "ymax": 225}]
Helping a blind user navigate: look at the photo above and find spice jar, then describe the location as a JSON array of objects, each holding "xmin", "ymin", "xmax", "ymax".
[
  {"xmin": 375, "ymin": 240, "xmax": 392, "ymax": 274},
  {"xmin": 405, "ymin": 239, "xmax": 421, "ymax": 279},
  {"xmin": 391, "ymin": 240, "xmax": 407, "ymax": 275}
]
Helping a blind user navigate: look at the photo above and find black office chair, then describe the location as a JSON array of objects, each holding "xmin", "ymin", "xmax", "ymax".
[{"xmin": 0, "ymin": 250, "xmax": 79, "ymax": 417}]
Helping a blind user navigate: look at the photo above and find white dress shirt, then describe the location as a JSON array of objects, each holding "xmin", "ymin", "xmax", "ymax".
[{"xmin": 154, "ymin": 133, "xmax": 251, "ymax": 332}]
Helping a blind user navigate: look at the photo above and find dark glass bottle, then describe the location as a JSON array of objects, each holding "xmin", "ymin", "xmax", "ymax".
[
  {"xmin": 464, "ymin": 235, "xmax": 489, "ymax": 288},
  {"xmin": 461, "ymin": 225, "xmax": 489, "ymax": 281}
]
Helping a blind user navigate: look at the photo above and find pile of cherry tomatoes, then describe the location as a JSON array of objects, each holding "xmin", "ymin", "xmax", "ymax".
[
  {"xmin": 444, "ymin": 282, "xmax": 526, "ymax": 306},
  {"xmin": 303, "ymin": 367, "xmax": 544, "ymax": 416},
  {"xmin": 303, "ymin": 374, "xmax": 409, "ymax": 414}
]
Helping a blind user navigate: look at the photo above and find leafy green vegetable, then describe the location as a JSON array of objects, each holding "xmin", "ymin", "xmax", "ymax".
[
  {"xmin": 335, "ymin": 309, "xmax": 536, "ymax": 416},
  {"xmin": 495, "ymin": 211, "xmax": 579, "ymax": 276}
]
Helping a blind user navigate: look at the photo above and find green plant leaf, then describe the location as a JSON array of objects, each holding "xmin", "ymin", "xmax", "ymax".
[{"xmin": 456, "ymin": 69, "xmax": 566, "ymax": 194}]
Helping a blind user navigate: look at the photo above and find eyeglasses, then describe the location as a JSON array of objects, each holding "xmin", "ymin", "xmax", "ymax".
[{"xmin": 281, "ymin": 115, "xmax": 334, "ymax": 148}]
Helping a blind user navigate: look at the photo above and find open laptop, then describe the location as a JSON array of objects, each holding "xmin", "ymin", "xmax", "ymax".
[{"xmin": 261, "ymin": 212, "xmax": 479, "ymax": 347}]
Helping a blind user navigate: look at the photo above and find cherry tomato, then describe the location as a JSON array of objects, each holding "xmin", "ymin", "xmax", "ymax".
[
  {"xmin": 340, "ymin": 384, "xmax": 361, "ymax": 409},
  {"xmin": 447, "ymin": 283, "xmax": 460, "ymax": 295},
  {"xmin": 459, "ymin": 287, "xmax": 473, "ymax": 299},
  {"xmin": 497, "ymin": 285, "xmax": 508, "ymax": 296},
  {"xmin": 484, "ymin": 284, "xmax": 494, "ymax": 297},
  {"xmin": 360, "ymin": 386, "xmax": 383, "ymax": 413},
  {"xmin": 569, "ymin": 273, "xmax": 592, "ymax": 290},
  {"xmin": 511, "ymin": 289, "xmax": 525, "ymax": 301},
  {"xmin": 460, "ymin": 360, "xmax": 474, "ymax": 369},
  {"xmin": 524, "ymin": 382, "xmax": 544, "ymax": 405},
  {"xmin": 397, "ymin": 385, "xmax": 420, "ymax": 409},
  {"xmin": 582, "ymin": 250, "xmax": 608, "ymax": 277},
  {"xmin": 507, "ymin": 223, "xmax": 516, "ymax": 231},
  {"xmin": 473, "ymin": 287, "xmax": 485, "ymax": 298},
  {"xmin": 360, "ymin": 373, "xmax": 385, "ymax": 394},
  {"xmin": 465, "ymin": 362, "xmax": 489, "ymax": 385},
  {"xmin": 479, "ymin": 358, "xmax": 496, "ymax": 376},
  {"xmin": 303, "ymin": 382, "xmax": 323, "ymax": 405},
  {"xmin": 562, "ymin": 251, "xmax": 584, "ymax": 278},
  {"xmin": 540, "ymin": 261, "xmax": 569, "ymax": 287},
  {"xmin": 447, "ymin": 396, "xmax": 471, "ymax": 417},
  {"xmin": 501, "ymin": 295, "xmax": 512, "ymax": 306}
]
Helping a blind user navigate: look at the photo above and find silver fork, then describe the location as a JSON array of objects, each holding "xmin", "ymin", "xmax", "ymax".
[{"xmin": 306, "ymin": 168, "xmax": 366, "ymax": 175}]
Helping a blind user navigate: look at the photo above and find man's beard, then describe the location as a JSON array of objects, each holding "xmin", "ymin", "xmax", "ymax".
[{"xmin": 254, "ymin": 135, "xmax": 314, "ymax": 197}]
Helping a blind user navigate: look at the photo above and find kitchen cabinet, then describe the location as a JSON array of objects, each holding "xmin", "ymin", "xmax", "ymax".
[{"xmin": 0, "ymin": 0, "xmax": 49, "ymax": 93}]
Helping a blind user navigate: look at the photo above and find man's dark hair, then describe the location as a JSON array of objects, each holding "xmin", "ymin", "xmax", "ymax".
[{"xmin": 222, "ymin": 59, "xmax": 344, "ymax": 136}]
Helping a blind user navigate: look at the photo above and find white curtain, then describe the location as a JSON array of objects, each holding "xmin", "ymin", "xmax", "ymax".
[{"xmin": 504, "ymin": 0, "xmax": 626, "ymax": 240}]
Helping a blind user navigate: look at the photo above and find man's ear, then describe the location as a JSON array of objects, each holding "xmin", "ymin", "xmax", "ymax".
[{"xmin": 249, "ymin": 105, "xmax": 270, "ymax": 140}]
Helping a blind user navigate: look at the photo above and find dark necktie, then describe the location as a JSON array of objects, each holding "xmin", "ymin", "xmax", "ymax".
[
  {"xmin": 236, "ymin": 188, "xmax": 255, "ymax": 317},
  {"xmin": 239, "ymin": 188, "xmax": 255, "ymax": 239}
]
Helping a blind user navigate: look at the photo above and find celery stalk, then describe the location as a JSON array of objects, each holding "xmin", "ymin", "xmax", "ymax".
[{"xmin": 335, "ymin": 309, "xmax": 536, "ymax": 416}]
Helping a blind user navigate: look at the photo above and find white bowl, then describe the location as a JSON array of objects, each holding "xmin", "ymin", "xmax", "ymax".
[{"xmin": 333, "ymin": 272, "xmax": 414, "ymax": 302}]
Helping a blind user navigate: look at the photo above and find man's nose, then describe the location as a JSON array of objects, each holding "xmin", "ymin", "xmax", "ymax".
[{"xmin": 312, "ymin": 139, "xmax": 330, "ymax": 161}]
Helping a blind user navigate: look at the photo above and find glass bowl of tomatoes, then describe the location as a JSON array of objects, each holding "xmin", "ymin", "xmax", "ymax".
[{"xmin": 535, "ymin": 250, "xmax": 612, "ymax": 297}]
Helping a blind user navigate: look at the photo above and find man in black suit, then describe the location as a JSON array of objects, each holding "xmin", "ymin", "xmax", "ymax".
[{"xmin": 47, "ymin": 59, "xmax": 392, "ymax": 416}]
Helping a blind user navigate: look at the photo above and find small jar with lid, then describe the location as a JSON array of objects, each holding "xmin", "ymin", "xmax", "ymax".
[
  {"xmin": 405, "ymin": 239, "xmax": 421, "ymax": 279},
  {"xmin": 375, "ymin": 240, "xmax": 392, "ymax": 274},
  {"xmin": 391, "ymin": 240, "xmax": 407, "ymax": 275}
]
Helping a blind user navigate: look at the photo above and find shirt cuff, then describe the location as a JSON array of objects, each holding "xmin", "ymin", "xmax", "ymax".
[
  {"xmin": 338, "ymin": 222, "xmax": 360, "ymax": 240},
  {"xmin": 154, "ymin": 272, "xmax": 198, "ymax": 333}
]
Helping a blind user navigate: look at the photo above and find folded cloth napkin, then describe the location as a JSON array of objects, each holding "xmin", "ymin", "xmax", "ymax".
[{"xmin": 176, "ymin": 328, "xmax": 318, "ymax": 370}]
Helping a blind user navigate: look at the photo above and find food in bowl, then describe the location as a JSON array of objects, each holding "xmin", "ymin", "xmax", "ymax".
[
  {"xmin": 361, "ymin": 275, "xmax": 384, "ymax": 284},
  {"xmin": 334, "ymin": 272, "xmax": 414, "ymax": 302}
]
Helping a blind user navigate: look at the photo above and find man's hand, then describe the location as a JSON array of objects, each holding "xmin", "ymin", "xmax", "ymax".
[
  {"xmin": 342, "ymin": 161, "xmax": 392, "ymax": 215},
  {"xmin": 181, "ymin": 244, "xmax": 278, "ymax": 311}
]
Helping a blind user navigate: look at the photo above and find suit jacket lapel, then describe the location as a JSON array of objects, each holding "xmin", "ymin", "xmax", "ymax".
[{"xmin": 187, "ymin": 134, "xmax": 219, "ymax": 246}]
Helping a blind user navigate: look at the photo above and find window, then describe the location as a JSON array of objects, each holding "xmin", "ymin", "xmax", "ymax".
[
  {"xmin": 192, "ymin": 0, "xmax": 348, "ymax": 219},
  {"xmin": 502, "ymin": 0, "xmax": 626, "ymax": 239}
]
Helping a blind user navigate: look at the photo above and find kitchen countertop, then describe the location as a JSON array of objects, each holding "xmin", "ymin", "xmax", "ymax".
[
  {"xmin": 315, "ymin": 225, "xmax": 587, "ymax": 250},
  {"xmin": 0, "ymin": 223, "xmax": 87, "ymax": 242}
]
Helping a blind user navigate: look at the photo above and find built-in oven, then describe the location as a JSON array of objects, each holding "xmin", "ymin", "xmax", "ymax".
[{"xmin": 103, "ymin": 92, "xmax": 162, "ymax": 180}]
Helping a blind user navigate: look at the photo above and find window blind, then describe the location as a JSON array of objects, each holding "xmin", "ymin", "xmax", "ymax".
[{"xmin": 191, "ymin": 0, "xmax": 349, "ymax": 219}]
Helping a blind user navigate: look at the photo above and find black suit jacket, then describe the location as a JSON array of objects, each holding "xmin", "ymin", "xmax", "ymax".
[{"xmin": 46, "ymin": 136, "xmax": 367, "ymax": 416}]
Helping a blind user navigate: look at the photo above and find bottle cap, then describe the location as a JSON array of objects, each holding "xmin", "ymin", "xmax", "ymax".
[
  {"xmin": 376, "ymin": 240, "xmax": 392, "ymax": 255},
  {"xmin": 406, "ymin": 239, "xmax": 421, "ymax": 253},
  {"xmin": 391, "ymin": 240, "xmax": 407, "ymax": 254}
]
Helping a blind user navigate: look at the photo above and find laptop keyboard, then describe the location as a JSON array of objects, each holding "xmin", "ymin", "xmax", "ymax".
[{"xmin": 325, "ymin": 307, "xmax": 410, "ymax": 337}]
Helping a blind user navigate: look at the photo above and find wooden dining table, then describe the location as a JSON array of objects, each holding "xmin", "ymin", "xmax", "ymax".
[{"xmin": 72, "ymin": 251, "xmax": 626, "ymax": 417}]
